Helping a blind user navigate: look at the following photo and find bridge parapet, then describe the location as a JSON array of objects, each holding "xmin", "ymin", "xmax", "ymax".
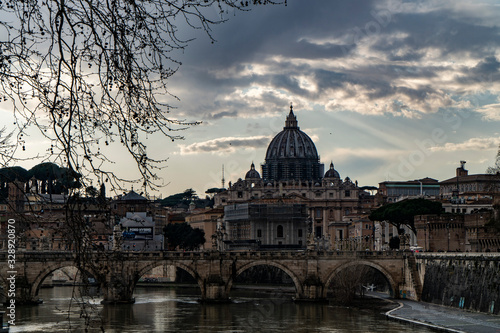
[
  {"xmin": 0, "ymin": 249, "xmax": 408, "ymax": 262},
  {"xmin": 1, "ymin": 250, "xmax": 411, "ymax": 304},
  {"xmin": 416, "ymin": 252, "xmax": 500, "ymax": 260}
]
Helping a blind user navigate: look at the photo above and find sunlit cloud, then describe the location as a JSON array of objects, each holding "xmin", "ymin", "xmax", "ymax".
[
  {"xmin": 430, "ymin": 137, "xmax": 500, "ymax": 152},
  {"xmin": 476, "ymin": 104, "xmax": 500, "ymax": 121},
  {"xmin": 177, "ymin": 135, "xmax": 272, "ymax": 155}
]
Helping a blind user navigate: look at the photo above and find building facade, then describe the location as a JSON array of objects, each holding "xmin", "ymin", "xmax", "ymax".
[
  {"xmin": 185, "ymin": 208, "xmax": 224, "ymax": 250},
  {"xmin": 223, "ymin": 202, "xmax": 308, "ymax": 250},
  {"xmin": 440, "ymin": 162, "xmax": 499, "ymax": 214},
  {"xmin": 378, "ymin": 178, "xmax": 440, "ymax": 203},
  {"xmin": 214, "ymin": 106, "xmax": 374, "ymax": 249},
  {"xmin": 118, "ymin": 212, "xmax": 162, "ymax": 251}
]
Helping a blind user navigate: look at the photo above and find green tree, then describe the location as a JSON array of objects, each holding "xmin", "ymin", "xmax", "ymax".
[
  {"xmin": 0, "ymin": 166, "xmax": 30, "ymax": 201},
  {"xmin": 0, "ymin": 166, "xmax": 30, "ymax": 182},
  {"xmin": 369, "ymin": 198, "xmax": 442, "ymax": 233},
  {"xmin": 28, "ymin": 162, "xmax": 80, "ymax": 194},
  {"xmin": 205, "ymin": 187, "xmax": 225, "ymax": 195},
  {"xmin": 163, "ymin": 222, "xmax": 205, "ymax": 251},
  {"xmin": 160, "ymin": 188, "xmax": 196, "ymax": 207},
  {"xmin": 184, "ymin": 228, "xmax": 206, "ymax": 251},
  {"xmin": 389, "ymin": 236, "xmax": 400, "ymax": 250}
]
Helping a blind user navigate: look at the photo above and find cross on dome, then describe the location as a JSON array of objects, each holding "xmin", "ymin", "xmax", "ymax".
[{"xmin": 285, "ymin": 103, "xmax": 298, "ymax": 129}]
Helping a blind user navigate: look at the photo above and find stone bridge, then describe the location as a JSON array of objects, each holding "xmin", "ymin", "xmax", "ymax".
[{"xmin": 0, "ymin": 250, "xmax": 421, "ymax": 304}]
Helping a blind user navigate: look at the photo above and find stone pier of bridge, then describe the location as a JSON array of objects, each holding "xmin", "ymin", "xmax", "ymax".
[{"xmin": 0, "ymin": 250, "xmax": 416, "ymax": 305}]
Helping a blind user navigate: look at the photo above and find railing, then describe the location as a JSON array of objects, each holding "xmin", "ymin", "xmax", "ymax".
[
  {"xmin": 0, "ymin": 249, "xmax": 408, "ymax": 261},
  {"xmin": 416, "ymin": 252, "xmax": 500, "ymax": 260}
]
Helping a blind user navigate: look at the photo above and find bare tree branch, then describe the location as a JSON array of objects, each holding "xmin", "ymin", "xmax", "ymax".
[{"xmin": 0, "ymin": 0, "xmax": 282, "ymax": 192}]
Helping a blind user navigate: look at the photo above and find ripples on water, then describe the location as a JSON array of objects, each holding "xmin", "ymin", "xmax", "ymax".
[{"xmin": 8, "ymin": 286, "xmax": 435, "ymax": 333}]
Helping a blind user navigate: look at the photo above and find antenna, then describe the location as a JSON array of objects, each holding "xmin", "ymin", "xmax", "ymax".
[{"xmin": 221, "ymin": 165, "xmax": 225, "ymax": 189}]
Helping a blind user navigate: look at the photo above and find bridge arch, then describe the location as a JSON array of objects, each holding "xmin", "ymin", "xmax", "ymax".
[
  {"xmin": 30, "ymin": 261, "xmax": 97, "ymax": 300},
  {"xmin": 227, "ymin": 260, "xmax": 303, "ymax": 298},
  {"xmin": 323, "ymin": 260, "xmax": 398, "ymax": 299},
  {"xmin": 135, "ymin": 261, "xmax": 203, "ymax": 295}
]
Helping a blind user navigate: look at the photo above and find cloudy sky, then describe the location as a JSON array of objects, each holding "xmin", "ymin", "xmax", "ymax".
[
  {"xmin": 6, "ymin": 0, "xmax": 500, "ymax": 198},
  {"xmin": 143, "ymin": 0, "xmax": 500, "ymax": 197},
  {"xmin": 145, "ymin": 0, "xmax": 500, "ymax": 197}
]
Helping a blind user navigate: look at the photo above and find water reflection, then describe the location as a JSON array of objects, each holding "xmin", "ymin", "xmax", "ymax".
[{"xmin": 8, "ymin": 286, "xmax": 434, "ymax": 332}]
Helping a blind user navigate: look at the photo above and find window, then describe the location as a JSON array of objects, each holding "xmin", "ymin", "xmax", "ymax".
[
  {"xmin": 237, "ymin": 191, "xmax": 243, "ymax": 198},
  {"xmin": 277, "ymin": 225, "xmax": 284, "ymax": 238},
  {"xmin": 257, "ymin": 229, "xmax": 262, "ymax": 237},
  {"xmin": 329, "ymin": 192, "xmax": 333, "ymax": 198},
  {"xmin": 298, "ymin": 229, "xmax": 303, "ymax": 237},
  {"xmin": 315, "ymin": 208, "xmax": 322, "ymax": 218},
  {"xmin": 315, "ymin": 226, "xmax": 322, "ymax": 237},
  {"xmin": 345, "ymin": 190, "xmax": 351, "ymax": 197}
]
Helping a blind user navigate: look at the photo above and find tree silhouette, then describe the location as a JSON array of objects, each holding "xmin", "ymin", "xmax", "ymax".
[
  {"xmin": 163, "ymin": 222, "xmax": 205, "ymax": 250},
  {"xmin": 0, "ymin": 1, "xmax": 283, "ymax": 329},
  {"xmin": 486, "ymin": 145, "xmax": 500, "ymax": 174},
  {"xmin": 0, "ymin": 0, "xmax": 282, "ymax": 192},
  {"xmin": 369, "ymin": 198, "xmax": 442, "ymax": 233},
  {"xmin": 159, "ymin": 188, "xmax": 196, "ymax": 207},
  {"xmin": 0, "ymin": 127, "xmax": 14, "ymax": 164}
]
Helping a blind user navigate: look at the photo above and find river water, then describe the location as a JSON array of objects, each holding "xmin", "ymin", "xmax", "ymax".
[{"xmin": 8, "ymin": 286, "xmax": 434, "ymax": 332}]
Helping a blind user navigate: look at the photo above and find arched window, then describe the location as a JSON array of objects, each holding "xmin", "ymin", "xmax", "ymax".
[{"xmin": 277, "ymin": 225, "xmax": 284, "ymax": 238}]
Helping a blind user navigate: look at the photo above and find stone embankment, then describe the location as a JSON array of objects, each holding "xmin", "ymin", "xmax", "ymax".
[{"xmin": 417, "ymin": 253, "xmax": 500, "ymax": 315}]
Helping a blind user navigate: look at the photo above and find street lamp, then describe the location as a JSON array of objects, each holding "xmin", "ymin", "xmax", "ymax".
[
  {"xmin": 446, "ymin": 222, "xmax": 450, "ymax": 252},
  {"xmin": 476, "ymin": 215, "xmax": 483, "ymax": 252},
  {"xmin": 426, "ymin": 222, "xmax": 430, "ymax": 251},
  {"xmin": 424, "ymin": 225, "xmax": 427, "ymax": 252}
]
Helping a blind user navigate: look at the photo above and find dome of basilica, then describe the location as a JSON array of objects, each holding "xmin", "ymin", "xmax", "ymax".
[
  {"xmin": 245, "ymin": 162, "xmax": 261, "ymax": 180},
  {"xmin": 324, "ymin": 162, "xmax": 340, "ymax": 179},
  {"xmin": 265, "ymin": 106, "xmax": 319, "ymax": 161},
  {"xmin": 262, "ymin": 106, "xmax": 324, "ymax": 181}
]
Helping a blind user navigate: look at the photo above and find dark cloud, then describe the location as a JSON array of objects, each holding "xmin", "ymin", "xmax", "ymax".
[
  {"xmin": 179, "ymin": 136, "xmax": 271, "ymax": 155},
  {"xmin": 374, "ymin": 10, "xmax": 500, "ymax": 58},
  {"xmin": 183, "ymin": 0, "xmax": 381, "ymax": 67},
  {"xmin": 170, "ymin": 1, "xmax": 500, "ymax": 120},
  {"xmin": 454, "ymin": 56, "xmax": 500, "ymax": 86},
  {"xmin": 313, "ymin": 70, "xmax": 347, "ymax": 90},
  {"xmin": 207, "ymin": 110, "xmax": 238, "ymax": 120},
  {"xmin": 473, "ymin": 56, "xmax": 500, "ymax": 76},
  {"xmin": 281, "ymin": 39, "xmax": 354, "ymax": 60}
]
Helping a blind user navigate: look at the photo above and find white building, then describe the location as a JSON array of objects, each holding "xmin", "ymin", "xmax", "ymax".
[{"xmin": 119, "ymin": 212, "xmax": 163, "ymax": 251}]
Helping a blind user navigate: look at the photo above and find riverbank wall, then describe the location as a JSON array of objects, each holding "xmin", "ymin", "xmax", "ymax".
[{"xmin": 416, "ymin": 253, "xmax": 500, "ymax": 314}]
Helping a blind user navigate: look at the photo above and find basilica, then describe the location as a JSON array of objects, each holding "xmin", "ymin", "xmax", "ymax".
[{"xmin": 214, "ymin": 106, "xmax": 374, "ymax": 249}]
